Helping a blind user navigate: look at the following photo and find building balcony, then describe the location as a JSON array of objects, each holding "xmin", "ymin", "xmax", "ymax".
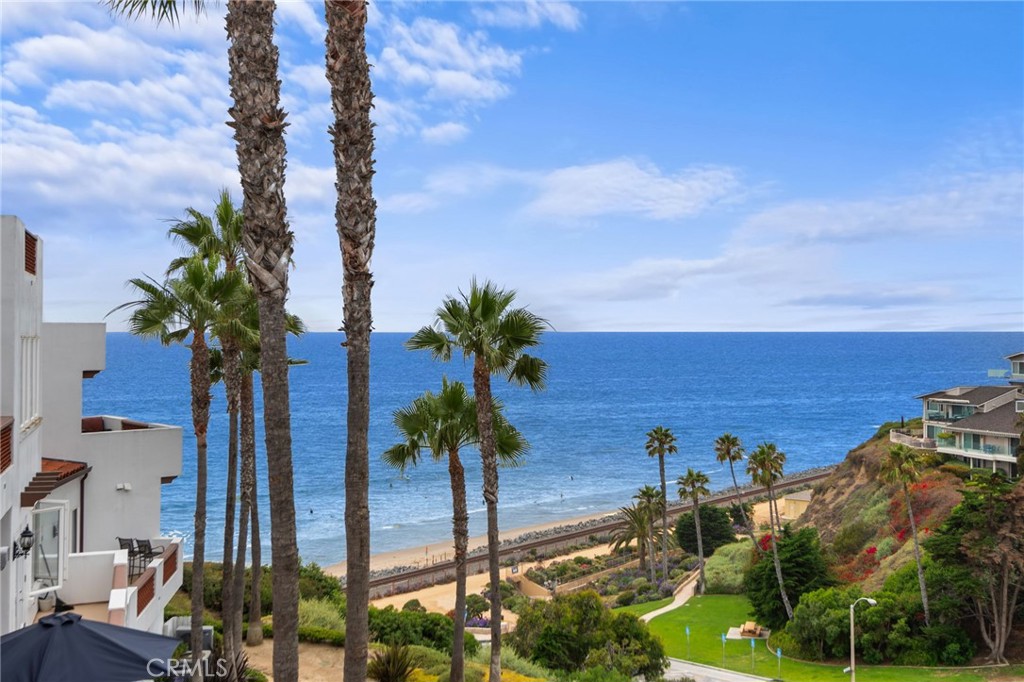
[
  {"xmin": 925, "ymin": 411, "xmax": 971, "ymax": 423},
  {"xmin": 45, "ymin": 537, "xmax": 182, "ymax": 634},
  {"xmin": 937, "ymin": 443, "xmax": 1013, "ymax": 461},
  {"xmin": 889, "ymin": 430, "xmax": 936, "ymax": 450}
]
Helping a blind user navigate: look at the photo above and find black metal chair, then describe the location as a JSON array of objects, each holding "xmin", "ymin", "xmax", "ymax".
[
  {"xmin": 116, "ymin": 537, "xmax": 142, "ymax": 579},
  {"xmin": 135, "ymin": 539, "xmax": 166, "ymax": 563}
]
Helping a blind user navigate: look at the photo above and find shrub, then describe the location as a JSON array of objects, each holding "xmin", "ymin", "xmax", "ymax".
[
  {"xmin": 465, "ymin": 594, "xmax": 489, "ymax": 619},
  {"xmin": 402, "ymin": 600, "xmax": 427, "ymax": 613},
  {"xmin": 369, "ymin": 606, "xmax": 479, "ymax": 657},
  {"xmin": 470, "ymin": 646, "xmax": 554, "ymax": 679},
  {"xmin": 299, "ymin": 562, "xmax": 345, "ymax": 605},
  {"xmin": 703, "ymin": 540, "xmax": 750, "ymax": 594},
  {"xmin": 298, "ymin": 598, "xmax": 345, "ymax": 631},
  {"xmin": 568, "ymin": 668, "xmax": 632, "ymax": 682},
  {"xmin": 368, "ymin": 643, "xmax": 416, "ymax": 682},
  {"xmin": 746, "ymin": 527, "xmax": 833, "ymax": 630},
  {"xmin": 615, "ymin": 590, "xmax": 635, "ymax": 606},
  {"xmin": 939, "ymin": 462, "xmax": 971, "ymax": 480},
  {"xmin": 832, "ymin": 520, "xmax": 875, "ymax": 558},
  {"xmin": 674, "ymin": 505, "xmax": 737, "ymax": 557}
]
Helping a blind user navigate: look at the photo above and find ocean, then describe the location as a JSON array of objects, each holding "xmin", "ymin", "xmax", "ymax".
[{"xmin": 82, "ymin": 332, "xmax": 1021, "ymax": 565}]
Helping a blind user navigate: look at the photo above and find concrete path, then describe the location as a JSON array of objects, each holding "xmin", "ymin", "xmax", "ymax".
[
  {"xmin": 665, "ymin": 658, "xmax": 774, "ymax": 682},
  {"xmin": 640, "ymin": 569, "xmax": 700, "ymax": 622}
]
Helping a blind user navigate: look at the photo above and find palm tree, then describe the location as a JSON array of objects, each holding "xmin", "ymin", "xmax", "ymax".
[
  {"xmin": 678, "ymin": 468, "xmax": 711, "ymax": 594},
  {"xmin": 112, "ymin": 257, "xmax": 247, "ymax": 674},
  {"xmin": 747, "ymin": 442, "xmax": 793, "ymax": 621},
  {"xmin": 644, "ymin": 426, "xmax": 677, "ymax": 580},
  {"xmin": 323, "ymin": 4, "xmax": 377, "ymax": 679},
  {"xmin": 634, "ymin": 485, "xmax": 664, "ymax": 583},
  {"xmin": 715, "ymin": 433, "xmax": 758, "ymax": 548},
  {"xmin": 407, "ymin": 280, "xmax": 548, "ymax": 682},
  {"xmin": 610, "ymin": 503, "xmax": 653, "ymax": 575},
  {"xmin": 105, "ymin": 3, "xmax": 300, "ymax": 678},
  {"xmin": 383, "ymin": 379, "xmax": 527, "ymax": 682},
  {"xmin": 225, "ymin": 3, "xmax": 302, "ymax": 679},
  {"xmin": 168, "ymin": 191, "xmax": 249, "ymax": 663},
  {"xmin": 882, "ymin": 443, "xmax": 931, "ymax": 626}
]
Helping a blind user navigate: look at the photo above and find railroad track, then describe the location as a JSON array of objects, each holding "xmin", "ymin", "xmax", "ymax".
[{"xmin": 358, "ymin": 466, "xmax": 836, "ymax": 597}]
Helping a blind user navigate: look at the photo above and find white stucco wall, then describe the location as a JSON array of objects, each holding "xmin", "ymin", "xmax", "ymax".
[
  {"xmin": 60, "ymin": 550, "xmax": 118, "ymax": 604},
  {"xmin": 77, "ymin": 421, "xmax": 182, "ymax": 552},
  {"xmin": 40, "ymin": 322, "xmax": 105, "ymax": 458}
]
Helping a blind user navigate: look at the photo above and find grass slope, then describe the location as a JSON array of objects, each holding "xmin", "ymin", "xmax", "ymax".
[
  {"xmin": 612, "ymin": 597, "xmax": 673, "ymax": 617},
  {"xmin": 649, "ymin": 595, "xmax": 1023, "ymax": 682}
]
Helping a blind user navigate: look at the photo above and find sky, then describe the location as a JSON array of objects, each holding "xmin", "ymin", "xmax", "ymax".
[{"xmin": 2, "ymin": 1, "xmax": 1022, "ymax": 332}]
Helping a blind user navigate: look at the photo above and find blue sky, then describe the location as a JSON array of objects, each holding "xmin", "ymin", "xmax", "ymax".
[{"xmin": 2, "ymin": 1, "xmax": 1021, "ymax": 331}]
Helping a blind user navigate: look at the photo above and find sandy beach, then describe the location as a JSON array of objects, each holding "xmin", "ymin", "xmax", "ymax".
[{"xmin": 324, "ymin": 507, "xmax": 621, "ymax": 577}]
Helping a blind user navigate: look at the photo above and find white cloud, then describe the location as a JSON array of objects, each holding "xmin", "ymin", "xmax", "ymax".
[
  {"xmin": 276, "ymin": 0, "xmax": 325, "ymax": 43},
  {"xmin": 420, "ymin": 121, "xmax": 470, "ymax": 144},
  {"xmin": 739, "ymin": 169, "xmax": 1023, "ymax": 244},
  {"xmin": 379, "ymin": 159, "xmax": 743, "ymax": 220},
  {"xmin": 525, "ymin": 159, "xmax": 742, "ymax": 221},
  {"xmin": 374, "ymin": 16, "xmax": 521, "ymax": 105},
  {"xmin": 472, "ymin": 1, "xmax": 583, "ymax": 31}
]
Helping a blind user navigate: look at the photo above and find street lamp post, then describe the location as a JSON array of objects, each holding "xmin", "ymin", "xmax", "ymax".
[{"xmin": 849, "ymin": 597, "xmax": 877, "ymax": 682}]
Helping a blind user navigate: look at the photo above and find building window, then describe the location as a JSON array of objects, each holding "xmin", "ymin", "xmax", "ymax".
[
  {"xmin": 19, "ymin": 336, "xmax": 40, "ymax": 429},
  {"xmin": 24, "ymin": 232, "xmax": 37, "ymax": 275}
]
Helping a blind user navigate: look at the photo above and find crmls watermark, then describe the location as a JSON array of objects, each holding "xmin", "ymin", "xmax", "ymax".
[{"xmin": 147, "ymin": 658, "xmax": 229, "ymax": 678}]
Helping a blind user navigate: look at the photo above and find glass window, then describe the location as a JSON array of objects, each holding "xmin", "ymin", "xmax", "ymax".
[{"xmin": 29, "ymin": 500, "xmax": 68, "ymax": 597}]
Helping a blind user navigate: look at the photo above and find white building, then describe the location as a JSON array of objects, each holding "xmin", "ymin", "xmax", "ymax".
[
  {"xmin": 902, "ymin": 353, "xmax": 1023, "ymax": 477},
  {"xmin": 1, "ymin": 216, "xmax": 183, "ymax": 636}
]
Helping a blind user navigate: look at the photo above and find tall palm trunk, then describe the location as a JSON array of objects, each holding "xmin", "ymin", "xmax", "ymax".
[
  {"xmin": 729, "ymin": 461, "xmax": 759, "ymax": 549},
  {"xmin": 448, "ymin": 449, "xmax": 469, "ymax": 682},
  {"xmin": 220, "ymin": 341, "xmax": 240, "ymax": 673},
  {"xmin": 638, "ymin": 533, "xmax": 647, "ymax": 575},
  {"xmin": 230, "ymin": 357, "xmax": 250, "ymax": 656},
  {"xmin": 473, "ymin": 356, "xmax": 503, "ymax": 682},
  {"xmin": 658, "ymin": 455, "xmax": 668, "ymax": 580},
  {"xmin": 227, "ymin": 2, "xmax": 298, "ymax": 678},
  {"xmin": 243, "ymin": 372, "xmax": 264, "ymax": 646},
  {"xmin": 693, "ymin": 501, "xmax": 705, "ymax": 595},
  {"xmin": 324, "ymin": 3, "xmax": 377, "ymax": 681},
  {"xmin": 765, "ymin": 482, "xmax": 793, "ymax": 620},
  {"xmin": 189, "ymin": 333, "xmax": 211, "ymax": 679},
  {"xmin": 903, "ymin": 483, "xmax": 931, "ymax": 626}
]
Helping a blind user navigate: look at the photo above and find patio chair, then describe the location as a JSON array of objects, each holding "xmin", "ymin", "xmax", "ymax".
[
  {"xmin": 135, "ymin": 539, "xmax": 166, "ymax": 563},
  {"xmin": 116, "ymin": 537, "xmax": 142, "ymax": 579}
]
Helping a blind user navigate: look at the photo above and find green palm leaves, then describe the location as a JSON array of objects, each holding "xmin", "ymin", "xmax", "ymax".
[
  {"xmin": 407, "ymin": 279, "xmax": 547, "ymax": 682},
  {"xmin": 645, "ymin": 426, "xmax": 677, "ymax": 580},
  {"xmin": 747, "ymin": 442, "xmax": 793, "ymax": 620},
  {"xmin": 407, "ymin": 279, "xmax": 549, "ymax": 390}
]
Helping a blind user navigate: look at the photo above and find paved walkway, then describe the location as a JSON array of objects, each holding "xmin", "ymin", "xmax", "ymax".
[
  {"xmin": 665, "ymin": 658, "xmax": 773, "ymax": 682},
  {"xmin": 640, "ymin": 569, "xmax": 701, "ymax": 623}
]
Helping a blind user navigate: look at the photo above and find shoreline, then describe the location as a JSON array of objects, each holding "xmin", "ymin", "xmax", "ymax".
[
  {"xmin": 324, "ymin": 507, "xmax": 620, "ymax": 578},
  {"xmin": 324, "ymin": 464, "xmax": 834, "ymax": 579}
]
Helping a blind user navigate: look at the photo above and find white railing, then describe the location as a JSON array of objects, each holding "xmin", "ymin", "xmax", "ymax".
[{"xmin": 889, "ymin": 430, "xmax": 936, "ymax": 449}]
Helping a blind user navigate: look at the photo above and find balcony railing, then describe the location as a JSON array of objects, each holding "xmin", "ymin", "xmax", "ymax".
[
  {"xmin": 135, "ymin": 568, "xmax": 156, "ymax": 618},
  {"xmin": 925, "ymin": 412, "xmax": 971, "ymax": 423},
  {"xmin": 937, "ymin": 443, "xmax": 1012, "ymax": 458},
  {"xmin": 890, "ymin": 430, "xmax": 936, "ymax": 450}
]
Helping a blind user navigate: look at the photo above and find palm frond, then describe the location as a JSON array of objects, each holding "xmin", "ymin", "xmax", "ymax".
[{"xmin": 106, "ymin": 0, "xmax": 206, "ymax": 25}]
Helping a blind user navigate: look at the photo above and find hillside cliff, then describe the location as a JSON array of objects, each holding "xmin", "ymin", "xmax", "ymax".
[{"xmin": 796, "ymin": 422, "xmax": 964, "ymax": 590}]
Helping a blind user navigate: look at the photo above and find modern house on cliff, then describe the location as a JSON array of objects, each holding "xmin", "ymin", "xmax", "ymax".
[
  {"xmin": 895, "ymin": 353, "xmax": 1023, "ymax": 477},
  {"xmin": 1, "ymin": 216, "xmax": 183, "ymax": 636}
]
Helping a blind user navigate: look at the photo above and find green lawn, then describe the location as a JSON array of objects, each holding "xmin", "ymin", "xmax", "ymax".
[
  {"xmin": 612, "ymin": 597, "xmax": 673, "ymax": 617},
  {"xmin": 648, "ymin": 595, "xmax": 1024, "ymax": 682}
]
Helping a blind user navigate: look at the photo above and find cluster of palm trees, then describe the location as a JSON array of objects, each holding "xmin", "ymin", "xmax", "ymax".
[
  {"xmin": 107, "ymin": 1, "xmax": 377, "ymax": 680},
  {"xmin": 114, "ymin": 191, "xmax": 306, "ymax": 675},
  {"xmin": 613, "ymin": 429, "xmax": 796, "ymax": 610},
  {"xmin": 379, "ymin": 280, "xmax": 547, "ymax": 682}
]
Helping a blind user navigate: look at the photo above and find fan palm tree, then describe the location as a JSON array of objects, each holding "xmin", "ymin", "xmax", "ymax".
[
  {"xmin": 882, "ymin": 443, "xmax": 931, "ymax": 626},
  {"xmin": 747, "ymin": 442, "xmax": 793, "ymax": 620},
  {"xmin": 106, "ymin": 2, "xmax": 300, "ymax": 678},
  {"xmin": 407, "ymin": 280, "xmax": 548, "ymax": 682},
  {"xmin": 112, "ymin": 257, "xmax": 247, "ymax": 674},
  {"xmin": 678, "ymin": 468, "xmax": 711, "ymax": 594},
  {"xmin": 634, "ymin": 485, "xmax": 664, "ymax": 583},
  {"xmin": 168, "ymin": 191, "xmax": 250, "ymax": 662},
  {"xmin": 644, "ymin": 426, "xmax": 677, "ymax": 579},
  {"xmin": 715, "ymin": 433, "xmax": 758, "ymax": 548},
  {"xmin": 383, "ymin": 379, "xmax": 527, "ymax": 682},
  {"xmin": 323, "ymin": 4, "xmax": 377, "ymax": 678},
  {"xmin": 610, "ymin": 503, "xmax": 653, "ymax": 575}
]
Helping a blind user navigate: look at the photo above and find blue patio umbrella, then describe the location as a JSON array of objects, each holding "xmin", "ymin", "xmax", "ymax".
[{"xmin": 1, "ymin": 612, "xmax": 182, "ymax": 682}]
